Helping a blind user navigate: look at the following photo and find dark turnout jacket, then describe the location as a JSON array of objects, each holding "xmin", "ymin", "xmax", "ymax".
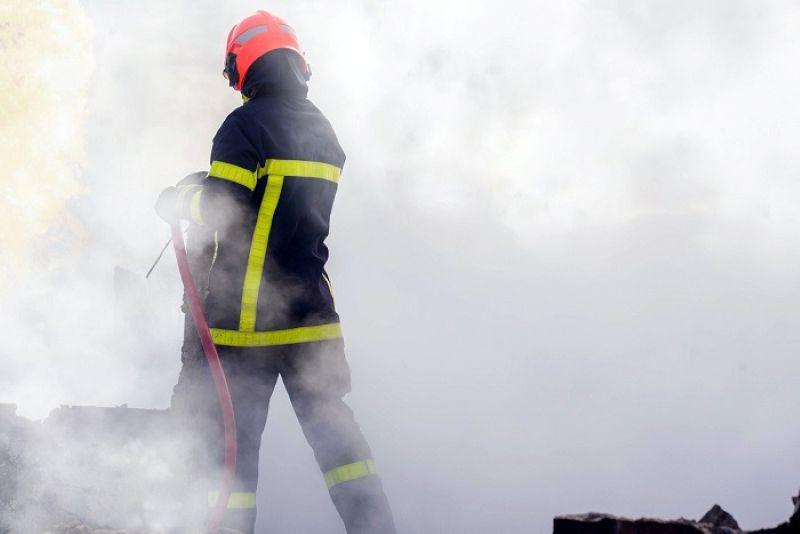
[
  {"xmin": 170, "ymin": 50, "xmax": 397, "ymax": 534},
  {"xmin": 178, "ymin": 50, "xmax": 346, "ymax": 347}
]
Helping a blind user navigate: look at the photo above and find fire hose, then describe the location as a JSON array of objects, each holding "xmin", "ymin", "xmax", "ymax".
[{"xmin": 170, "ymin": 223, "xmax": 237, "ymax": 532}]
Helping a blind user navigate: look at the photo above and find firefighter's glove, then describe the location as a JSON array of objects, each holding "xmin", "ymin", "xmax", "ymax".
[
  {"xmin": 155, "ymin": 186, "xmax": 179, "ymax": 223},
  {"xmin": 177, "ymin": 170, "xmax": 208, "ymax": 187}
]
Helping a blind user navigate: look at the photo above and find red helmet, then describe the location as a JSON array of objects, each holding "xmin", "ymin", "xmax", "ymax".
[{"xmin": 223, "ymin": 10, "xmax": 309, "ymax": 91}]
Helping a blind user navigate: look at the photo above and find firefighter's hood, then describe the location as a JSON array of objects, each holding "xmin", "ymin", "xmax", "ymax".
[{"xmin": 241, "ymin": 49, "xmax": 309, "ymax": 100}]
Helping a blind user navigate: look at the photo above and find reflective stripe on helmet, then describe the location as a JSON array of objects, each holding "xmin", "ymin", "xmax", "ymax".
[{"xmin": 234, "ymin": 24, "xmax": 268, "ymax": 46}]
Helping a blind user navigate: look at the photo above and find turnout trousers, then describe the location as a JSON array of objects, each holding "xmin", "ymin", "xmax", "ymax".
[{"xmin": 172, "ymin": 337, "xmax": 396, "ymax": 534}]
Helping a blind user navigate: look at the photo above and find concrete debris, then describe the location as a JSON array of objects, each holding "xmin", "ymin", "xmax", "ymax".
[
  {"xmin": 4, "ymin": 402, "xmax": 800, "ymax": 533},
  {"xmin": 553, "ymin": 510, "xmax": 739, "ymax": 533},
  {"xmin": 700, "ymin": 505, "xmax": 740, "ymax": 530},
  {"xmin": 555, "ymin": 495, "xmax": 800, "ymax": 534},
  {"xmin": 48, "ymin": 525, "xmax": 132, "ymax": 534},
  {"xmin": 0, "ymin": 402, "xmax": 187, "ymax": 533},
  {"xmin": 748, "ymin": 489, "xmax": 800, "ymax": 534}
]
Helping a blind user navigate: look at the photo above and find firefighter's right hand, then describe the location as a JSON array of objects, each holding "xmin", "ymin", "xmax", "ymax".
[
  {"xmin": 177, "ymin": 170, "xmax": 208, "ymax": 187},
  {"xmin": 155, "ymin": 186, "xmax": 179, "ymax": 223}
]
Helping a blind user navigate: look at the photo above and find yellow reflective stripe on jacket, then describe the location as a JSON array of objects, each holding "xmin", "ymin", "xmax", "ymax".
[
  {"xmin": 238, "ymin": 174, "xmax": 284, "ymax": 331},
  {"xmin": 213, "ymin": 159, "xmax": 341, "ymax": 339},
  {"xmin": 324, "ymin": 459, "xmax": 377, "ymax": 489},
  {"xmin": 211, "ymin": 322, "xmax": 342, "ymax": 347},
  {"xmin": 257, "ymin": 159, "xmax": 341, "ymax": 183},
  {"xmin": 209, "ymin": 160, "xmax": 257, "ymax": 191},
  {"xmin": 207, "ymin": 491, "xmax": 257, "ymax": 509}
]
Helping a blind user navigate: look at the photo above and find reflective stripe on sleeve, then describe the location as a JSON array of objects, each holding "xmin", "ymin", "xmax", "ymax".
[
  {"xmin": 257, "ymin": 159, "xmax": 341, "ymax": 183},
  {"xmin": 208, "ymin": 491, "xmax": 257, "ymax": 509},
  {"xmin": 238, "ymin": 174, "xmax": 284, "ymax": 331},
  {"xmin": 210, "ymin": 322, "xmax": 342, "ymax": 347},
  {"xmin": 324, "ymin": 459, "xmax": 378, "ymax": 489},
  {"xmin": 209, "ymin": 160, "xmax": 257, "ymax": 191}
]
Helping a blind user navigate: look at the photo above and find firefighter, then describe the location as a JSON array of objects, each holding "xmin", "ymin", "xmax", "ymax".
[{"xmin": 156, "ymin": 10, "xmax": 396, "ymax": 534}]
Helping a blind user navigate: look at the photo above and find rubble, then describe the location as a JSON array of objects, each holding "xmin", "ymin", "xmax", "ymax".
[
  {"xmin": 47, "ymin": 525, "xmax": 131, "ymax": 534},
  {"xmin": 748, "ymin": 491, "xmax": 800, "ymax": 534},
  {"xmin": 554, "ymin": 493, "xmax": 800, "ymax": 534},
  {"xmin": 700, "ymin": 505, "xmax": 740, "ymax": 530},
  {"xmin": 1, "ymin": 404, "xmax": 28, "ymax": 533},
  {"xmin": 0, "ymin": 403, "xmax": 186, "ymax": 533},
  {"xmin": 4, "ymin": 401, "xmax": 800, "ymax": 533},
  {"xmin": 553, "ymin": 510, "xmax": 738, "ymax": 534}
]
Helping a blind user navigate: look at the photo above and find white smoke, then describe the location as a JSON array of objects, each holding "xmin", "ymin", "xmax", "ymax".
[
  {"xmin": 1, "ymin": 1, "xmax": 799, "ymax": 532},
  {"xmin": 0, "ymin": 0, "xmax": 93, "ymax": 281}
]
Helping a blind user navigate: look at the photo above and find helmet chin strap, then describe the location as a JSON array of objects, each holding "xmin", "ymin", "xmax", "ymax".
[{"xmin": 224, "ymin": 52, "xmax": 239, "ymax": 88}]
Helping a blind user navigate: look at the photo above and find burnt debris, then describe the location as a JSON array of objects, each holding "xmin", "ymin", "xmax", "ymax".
[{"xmin": 555, "ymin": 494, "xmax": 800, "ymax": 534}]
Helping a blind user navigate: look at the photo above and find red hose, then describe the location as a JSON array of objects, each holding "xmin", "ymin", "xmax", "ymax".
[{"xmin": 171, "ymin": 224, "xmax": 237, "ymax": 532}]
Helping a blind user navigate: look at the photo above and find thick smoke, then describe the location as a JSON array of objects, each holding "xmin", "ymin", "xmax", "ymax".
[
  {"xmin": 1, "ymin": 1, "xmax": 800, "ymax": 533},
  {"xmin": 0, "ymin": 0, "xmax": 98, "ymax": 417},
  {"xmin": 0, "ymin": 0, "xmax": 92, "ymax": 279}
]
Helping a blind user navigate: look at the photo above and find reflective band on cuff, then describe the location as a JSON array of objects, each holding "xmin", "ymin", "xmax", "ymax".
[
  {"xmin": 176, "ymin": 184, "xmax": 201, "ymax": 207},
  {"xmin": 208, "ymin": 491, "xmax": 257, "ymax": 509},
  {"xmin": 257, "ymin": 159, "xmax": 341, "ymax": 183},
  {"xmin": 209, "ymin": 160, "xmax": 257, "ymax": 191},
  {"xmin": 324, "ymin": 459, "xmax": 377, "ymax": 489},
  {"xmin": 189, "ymin": 190, "xmax": 204, "ymax": 226},
  {"xmin": 210, "ymin": 322, "xmax": 343, "ymax": 347},
  {"xmin": 175, "ymin": 185, "xmax": 204, "ymax": 225},
  {"xmin": 239, "ymin": 174, "xmax": 284, "ymax": 331}
]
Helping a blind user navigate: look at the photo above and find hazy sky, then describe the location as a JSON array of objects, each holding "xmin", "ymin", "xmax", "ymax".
[{"xmin": 1, "ymin": 1, "xmax": 799, "ymax": 532}]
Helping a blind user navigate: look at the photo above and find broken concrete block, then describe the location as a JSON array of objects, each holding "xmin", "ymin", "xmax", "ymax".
[
  {"xmin": 553, "ymin": 510, "xmax": 740, "ymax": 533},
  {"xmin": 700, "ymin": 505, "xmax": 740, "ymax": 530},
  {"xmin": 555, "ymin": 498, "xmax": 800, "ymax": 534}
]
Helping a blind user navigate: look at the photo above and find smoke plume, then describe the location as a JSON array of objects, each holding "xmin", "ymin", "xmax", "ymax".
[
  {"xmin": 2, "ymin": 1, "xmax": 800, "ymax": 533},
  {"xmin": 0, "ymin": 0, "xmax": 93, "ymax": 285}
]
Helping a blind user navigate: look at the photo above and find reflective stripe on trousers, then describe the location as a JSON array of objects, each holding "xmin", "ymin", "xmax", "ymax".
[
  {"xmin": 325, "ymin": 459, "xmax": 378, "ymax": 489},
  {"xmin": 208, "ymin": 491, "xmax": 257, "ymax": 509}
]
